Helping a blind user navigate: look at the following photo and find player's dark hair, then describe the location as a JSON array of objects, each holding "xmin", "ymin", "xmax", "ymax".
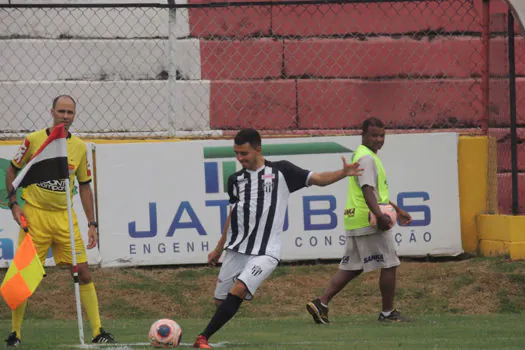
[
  {"xmin": 52, "ymin": 95, "xmax": 76, "ymax": 109},
  {"xmin": 234, "ymin": 128, "xmax": 262, "ymax": 149},
  {"xmin": 362, "ymin": 117, "xmax": 384, "ymax": 134}
]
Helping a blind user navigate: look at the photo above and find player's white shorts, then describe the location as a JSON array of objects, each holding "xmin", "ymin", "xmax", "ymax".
[
  {"xmin": 214, "ymin": 249, "xmax": 278, "ymax": 301},
  {"xmin": 339, "ymin": 229, "xmax": 400, "ymax": 273}
]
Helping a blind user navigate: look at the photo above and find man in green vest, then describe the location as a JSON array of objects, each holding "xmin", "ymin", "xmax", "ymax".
[{"xmin": 306, "ymin": 117, "xmax": 413, "ymax": 324}]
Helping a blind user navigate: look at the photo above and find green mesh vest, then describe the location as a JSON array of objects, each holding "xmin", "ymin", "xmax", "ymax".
[{"xmin": 344, "ymin": 145, "xmax": 389, "ymax": 230}]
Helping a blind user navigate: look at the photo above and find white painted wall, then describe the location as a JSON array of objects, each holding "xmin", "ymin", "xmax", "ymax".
[
  {"xmin": 0, "ymin": 8, "xmax": 168, "ymax": 38},
  {"xmin": 0, "ymin": 39, "xmax": 168, "ymax": 81},
  {"xmin": 171, "ymin": 80, "xmax": 210, "ymax": 132},
  {"xmin": 0, "ymin": 1, "xmax": 210, "ymax": 136},
  {"xmin": 0, "ymin": 81, "xmax": 169, "ymax": 133}
]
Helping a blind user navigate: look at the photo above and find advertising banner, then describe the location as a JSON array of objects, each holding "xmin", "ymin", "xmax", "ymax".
[{"xmin": 96, "ymin": 133, "xmax": 462, "ymax": 267}]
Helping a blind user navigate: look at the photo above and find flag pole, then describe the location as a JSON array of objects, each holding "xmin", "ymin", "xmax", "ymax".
[{"xmin": 63, "ymin": 145, "xmax": 85, "ymax": 345}]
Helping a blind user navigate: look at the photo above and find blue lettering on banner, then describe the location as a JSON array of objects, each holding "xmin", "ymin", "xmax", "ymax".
[
  {"xmin": 205, "ymin": 200, "xmax": 229, "ymax": 233},
  {"xmin": 303, "ymin": 195, "xmax": 337, "ymax": 231},
  {"xmin": 397, "ymin": 191, "xmax": 431, "ymax": 226},
  {"xmin": 395, "ymin": 233, "xmax": 402, "ymax": 245},
  {"xmin": 0, "ymin": 238, "xmax": 14, "ymax": 260},
  {"xmin": 129, "ymin": 241, "xmax": 211, "ymax": 255},
  {"xmin": 128, "ymin": 192, "xmax": 431, "ymax": 238},
  {"xmin": 124, "ymin": 191, "xmax": 434, "ymax": 257},
  {"xmin": 394, "ymin": 230, "xmax": 433, "ymax": 246},
  {"xmin": 128, "ymin": 202, "xmax": 158, "ymax": 238},
  {"xmin": 129, "ymin": 202, "xmax": 207, "ymax": 238},
  {"xmin": 0, "ymin": 238, "xmax": 53, "ymax": 261},
  {"xmin": 393, "ymin": 191, "xmax": 433, "ymax": 247},
  {"xmin": 294, "ymin": 235, "xmax": 345, "ymax": 248},
  {"xmin": 410, "ymin": 230, "xmax": 417, "ymax": 243},
  {"xmin": 167, "ymin": 201, "xmax": 206, "ymax": 236},
  {"xmin": 283, "ymin": 208, "xmax": 289, "ymax": 231}
]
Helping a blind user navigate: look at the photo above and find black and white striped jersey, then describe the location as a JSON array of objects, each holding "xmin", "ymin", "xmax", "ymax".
[{"xmin": 225, "ymin": 160, "xmax": 312, "ymax": 259}]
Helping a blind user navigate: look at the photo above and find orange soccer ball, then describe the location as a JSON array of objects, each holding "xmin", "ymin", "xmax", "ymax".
[
  {"xmin": 368, "ymin": 204, "xmax": 397, "ymax": 230},
  {"xmin": 149, "ymin": 319, "xmax": 182, "ymax": 348}
]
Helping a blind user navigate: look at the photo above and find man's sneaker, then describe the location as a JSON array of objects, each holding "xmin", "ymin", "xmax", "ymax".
[
  {"xmin": 193, "ymin": 335, "xmax": 212, "ymax": 349},
  {"xmin": 378, "ymin": 309, "xmax": 410, "ymax": 322},
  {"xmin": 306, "ymin": 298, "xmax": 330, "ymax": 325},
  {"xmin": 92, "ymin": 328, "xmax": 116, "ymax": 344},
  {"xmin": 4, "ymin": 332, "xmax": 20, "ymax": 348}
]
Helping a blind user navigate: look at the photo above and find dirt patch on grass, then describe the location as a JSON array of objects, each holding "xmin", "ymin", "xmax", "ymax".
[{"xmin": 2, "ymin": 257, "xmax": 525, "ymax": 320}]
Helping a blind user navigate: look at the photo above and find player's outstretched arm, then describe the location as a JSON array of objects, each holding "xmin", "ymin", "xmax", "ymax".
[{"xmin": 308, "ymin": 156, "xmax": 363, "ymax": 187}]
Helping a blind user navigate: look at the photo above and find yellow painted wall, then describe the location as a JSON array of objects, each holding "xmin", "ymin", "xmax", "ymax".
[
  {"xmin": 460, "ymin": 136, "xmax": 525, "ymax": 260},
  {"xmin": 477, "ymin": 214, "xmax": 525, "ymax": 260},
  {"xmin": 458, "ymin": 136, "xmax": 497, "ymax": 254}
]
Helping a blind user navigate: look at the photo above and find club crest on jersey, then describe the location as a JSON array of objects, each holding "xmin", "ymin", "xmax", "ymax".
[{"xmin": 264, "ymin": 180, "xmax": 274, "ymax": 193}]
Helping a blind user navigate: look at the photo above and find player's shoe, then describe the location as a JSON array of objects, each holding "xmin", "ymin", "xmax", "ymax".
[
  {"xmin": 306, "ymin": 298, "xmax": 330, "ymax": 324},
  {"xmin": 378, "ymin": 309, "xmax": 410, "ymax": 322},
  {"xmin": 4, "ymin": 332, "xmax": 20, "ymax": 349},
  {"xmin": 92, "ymin": 328, "xmax": 116, "ymax": 343},
  {"xmin": 193, "ymin": 334, "xmax": 212, "ymax": 349}
]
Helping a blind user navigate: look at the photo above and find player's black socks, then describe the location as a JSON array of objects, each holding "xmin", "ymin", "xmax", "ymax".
[{"xmin": 201, "ymin": 293, "xmax": 243, "ymax": 339}]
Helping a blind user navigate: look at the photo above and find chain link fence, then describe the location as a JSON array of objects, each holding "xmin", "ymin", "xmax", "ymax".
[
  {"xmin": 488, "ymin": 0, "xmax": 525, "ymax": 214},
  {"xmin": 0, "ymin": 4, "xmax": 169, "ymax": 138},
  {"xmin": 0, "ymin": 0, "xmax": 487, "ymax": 138}
]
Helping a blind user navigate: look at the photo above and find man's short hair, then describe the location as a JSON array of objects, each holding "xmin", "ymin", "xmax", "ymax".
[
  {"xmin": 362, "ymin": 117, "xmax": 385, "ymax": 134},
  {"xmin": 234, "ymin": 128, "xmax": 262, "ymax": 149},
  {"xmin": 52, "ymin": 95, "xmax": 76, "ymax": 109}
]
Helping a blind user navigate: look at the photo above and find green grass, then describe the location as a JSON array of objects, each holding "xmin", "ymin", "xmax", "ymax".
[
  {"xmin": 4, "ymin": 256, "xmax": 525, "ymax": 348},
  {"xmin": 7, "ymin": 314, "xmax": 525, "ymax": 349}
]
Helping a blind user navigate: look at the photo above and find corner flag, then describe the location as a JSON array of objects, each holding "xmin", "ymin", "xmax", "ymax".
[
  {"xmin": 0, "ymin": 124, "xmax": 68, "ymax": 310},
  {"xmin": 0, "ymin": 232, "xmax": 45, "ymax": 310}
]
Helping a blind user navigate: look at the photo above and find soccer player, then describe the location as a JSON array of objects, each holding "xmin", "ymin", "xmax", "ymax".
[
  {"xmin": 306, "ymin": 117, "xmax": 413, "ymax": 325},
  {"xmin": 192, "ymin": 128, "xmax": 363, "ymax": 349},
  {"xmin": 4, "ymin": 95, "xmax": 115, "ymax": 347}
]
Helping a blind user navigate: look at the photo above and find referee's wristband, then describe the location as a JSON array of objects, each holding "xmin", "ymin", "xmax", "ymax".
[{"xmin": 88, "ymin": 221, "xmax": 98, "ymax": 228}]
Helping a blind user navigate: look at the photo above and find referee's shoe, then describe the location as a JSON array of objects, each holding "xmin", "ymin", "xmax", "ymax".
[
  {"xmin": 306, "ymin": 298, "xmax": 330, "ymax": 325},
  {"xmin": 92, "ymin": 328, "xmax": 116, "ymax": 344},
  {"xmin": 4, "ymin": 331, "xmax": 20, "ymax": 349}
]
